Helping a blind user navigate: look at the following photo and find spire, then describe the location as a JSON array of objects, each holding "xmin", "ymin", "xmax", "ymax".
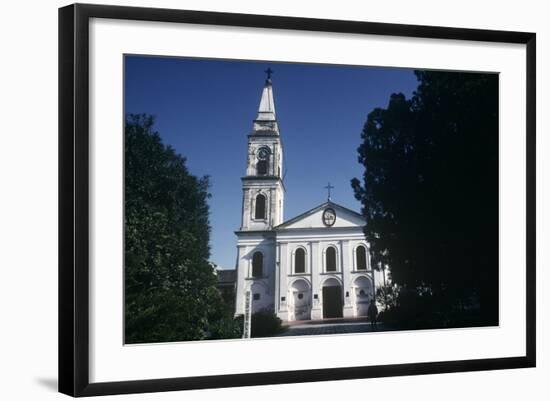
[
  {"xmin": 252, "ymin": 68, "xmax": 280, "ymax": 135},
  {"xmin": 256, "ymin": 68, "xmax": 276, "ymax": 121}
]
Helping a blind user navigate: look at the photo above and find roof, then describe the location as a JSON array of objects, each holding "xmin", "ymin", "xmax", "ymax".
[
  {"xmin": 275, "ymin": 200, "xmax": 365, "ymax": 230},
  {"xmin": 216, "ymin": 269, "xmax": 236, "ymax": 284}
]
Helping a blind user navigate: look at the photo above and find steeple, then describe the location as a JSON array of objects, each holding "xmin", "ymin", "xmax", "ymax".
[
  {"xmin": 253, "ymin": 68, "xmax": 279, "ymax": 135},
  {"xmin": 257, "ymin": 69, "xmax": 276, "ymax": 121},
  {"xmin": 239, "ymin": 70, "xmax": 285, "ymax": 231}
]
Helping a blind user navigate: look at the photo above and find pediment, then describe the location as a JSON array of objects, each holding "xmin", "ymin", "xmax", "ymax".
[{"xmin": 276, "ymin": 201, "xmax": 366, "ymax": 230}]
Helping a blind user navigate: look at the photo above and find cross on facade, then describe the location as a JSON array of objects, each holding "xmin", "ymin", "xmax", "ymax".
[
  {"xmin": 265, "ymin": 67, "xmax": 273, "ymax": 80},
  {"xmin": 324, "ymin": 182, "xmax": 334, "ymax": 201}
]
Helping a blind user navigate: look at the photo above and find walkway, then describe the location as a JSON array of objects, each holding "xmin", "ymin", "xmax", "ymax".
[{"xmin": 275, "ymin": 317, "xmax": 385, "ymax": 337}]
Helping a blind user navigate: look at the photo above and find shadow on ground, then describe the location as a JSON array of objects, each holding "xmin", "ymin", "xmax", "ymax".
[{"xmin": 35, "ymin": 377, "xmax": 57, "ymax": 392}]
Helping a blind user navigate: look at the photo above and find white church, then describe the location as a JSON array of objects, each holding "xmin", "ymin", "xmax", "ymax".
[{"xmin": 234, "ymin": 71, "xmax": 385, "ymax": 322}]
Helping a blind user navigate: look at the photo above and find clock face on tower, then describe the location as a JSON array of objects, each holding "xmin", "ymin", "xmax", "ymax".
[
  {"xmin": 322, "ymin": 208, "xmax": 336, "ymax": 226},
  {"xmin": 258, "ymin": 147, "xmax": 270, "ymax": 160}
]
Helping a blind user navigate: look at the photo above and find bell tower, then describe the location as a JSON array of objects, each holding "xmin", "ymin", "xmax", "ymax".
[{"xmin": 240, "ymin": 69, "xmax": 285, "ymax": 231}]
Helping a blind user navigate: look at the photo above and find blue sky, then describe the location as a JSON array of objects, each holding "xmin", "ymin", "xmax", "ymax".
[{"xmin": 125, "ymin": 56, "xmax": 418, "ymax": 269}]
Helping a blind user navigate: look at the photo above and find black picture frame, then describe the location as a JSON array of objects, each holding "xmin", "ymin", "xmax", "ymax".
[{"xmin": 59, "ymin": 3, "xmax": 536, "ymax": 397}]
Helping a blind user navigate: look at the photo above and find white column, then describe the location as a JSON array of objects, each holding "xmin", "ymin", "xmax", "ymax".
[
  {"xmin": 274, "ymin": 240, "xmax": 280, "ymax": 313},
  {"xmin": 234, "ymin": 245, "xmax": 247, "ymax": 315},
  {"xmin": 342, "ymin": 240, "xmax": 354, "ymax": 318},
  {"xmin": 310, "ymin": 241, "xmax": 322, "ymax": 320},
  {"xmin": 276, "ymin": 242, "xmax": 289, "ymax": 321}
]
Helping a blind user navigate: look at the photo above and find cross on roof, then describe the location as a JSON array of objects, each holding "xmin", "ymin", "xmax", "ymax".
[
  {"xmin": 324, "ymin": 182, "xmax": 334, "ymax": 201},
  {"xmin": 265, "ymin": 67, "xmax": 273, "ymax": 81}
]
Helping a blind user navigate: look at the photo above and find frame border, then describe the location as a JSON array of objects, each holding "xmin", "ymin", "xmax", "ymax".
[{"xmin": 58, "ymin": 3, "xmax": 536, "ymax": 397}]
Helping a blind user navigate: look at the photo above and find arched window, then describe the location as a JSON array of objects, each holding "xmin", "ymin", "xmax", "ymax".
[
  {"xmin": 256, "ymin": 160, "xmax": 268, "ymax": 175},
  {"xmin": 356, "ymin": 245, "xmax": 367, "ymax": 270},
  {"xmin": 252, "ymin": 252, "xmax": 263, "ymax": 278},
  {"xmin": 295, "ymin": 248, "xmax": 306, "ymax": 274},
  {"xmin": 325, "ymin": 246, "xmax": 337, "ymax": 272},
  {"xmin": 255, "ymin": 194, "xmax": 266, "ymax": 219}
]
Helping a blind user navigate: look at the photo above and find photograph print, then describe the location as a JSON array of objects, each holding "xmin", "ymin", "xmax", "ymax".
[{"xmin": 124, "ymin": 55, "xmax": 498, "ymax": 344}]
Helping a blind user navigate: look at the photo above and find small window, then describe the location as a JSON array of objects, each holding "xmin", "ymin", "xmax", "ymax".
[
  {"xmin": 295, "ymin": 248, "xmax": 306, "ymax": 274},
  {"xmin": 252, "ymin": 252, "xmax": 263, "ymax": 278},
  {"xmin": 255, "ymin": 194, "xmax": 266, "ymax": 219},
  {"xmin": 356, "ymin": 245, "xmax": 367, "ymax": 270},
  {"xmin": 297, "ymin": 293, "xmax": 304, "ymax": 300},
  {"xmin": 326, "ymin": 246, "xmax": 337, "ymax": 272},
  {"xmin": 253, "ymin": 293, "xmax": 260, "ymax": 301},
  {"xmin": 359, "ymin": 289, "xmax": 366, "ymax": 296},
  {"xmin": 257, "ymin": 160, "xmax": 268, "ymax": 175}
]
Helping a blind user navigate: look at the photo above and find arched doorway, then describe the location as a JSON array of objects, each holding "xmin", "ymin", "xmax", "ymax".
[
  {"xmin": 289, "ymin": 279, "xmax": 311, "ymax": 321},
  {"xmin": 353, "ymin": 276, "xmax": 373, "ymax": 317},
  {"xmin": 322, "ymin": 278, "xmax": 343, "ymax": 319}
]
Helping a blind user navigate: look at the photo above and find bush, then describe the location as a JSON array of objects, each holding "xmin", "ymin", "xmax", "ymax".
[
  {"xmin": 251, "ymin": 310, "xmax": 285, "ymax": 338},
  {"xmin": 207, "ymin": 317, "xmax": 243, "ymax": 340}
]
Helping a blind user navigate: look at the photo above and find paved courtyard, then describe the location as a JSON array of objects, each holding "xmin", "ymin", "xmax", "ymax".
[{"xmin": 275, "ymin": 318, "xmax": 386, "ymax": 337}]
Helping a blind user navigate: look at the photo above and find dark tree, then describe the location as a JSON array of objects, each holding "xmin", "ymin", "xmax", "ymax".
[
  {"xmin": 352, "ymin": 71, "xmax": 499, "ymax": 327},
  {"xmin": 124, "ymin": 114, "xmax": 238, "ymax": 343}
]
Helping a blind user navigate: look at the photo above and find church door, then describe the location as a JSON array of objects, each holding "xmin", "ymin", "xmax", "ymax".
[{"xmin": 322, "ymin": 286, "xmax": 343, "ymax": 318}]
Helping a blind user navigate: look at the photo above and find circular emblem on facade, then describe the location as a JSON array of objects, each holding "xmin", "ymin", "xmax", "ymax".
[
  {"xmin": 322, "ymin": 208, "xmax": 336, "ymax": 227},
  {"xmin": 257, "ymin": 147, "xmax": 270, "ymax": 160}
]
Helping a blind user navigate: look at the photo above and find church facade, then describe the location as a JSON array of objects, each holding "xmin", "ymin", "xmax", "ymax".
[{"xmin": 234, "ymin": 74, "xmax": 384, "ymax": 322}]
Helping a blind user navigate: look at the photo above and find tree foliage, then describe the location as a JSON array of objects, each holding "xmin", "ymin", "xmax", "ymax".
[
  {"xmin": 124, "ymin": 114, "xmax": 240, "ymax": 343},
  {"xmin": 352, "ymin": 71, "xmax": 499, "ymax": 327}
]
